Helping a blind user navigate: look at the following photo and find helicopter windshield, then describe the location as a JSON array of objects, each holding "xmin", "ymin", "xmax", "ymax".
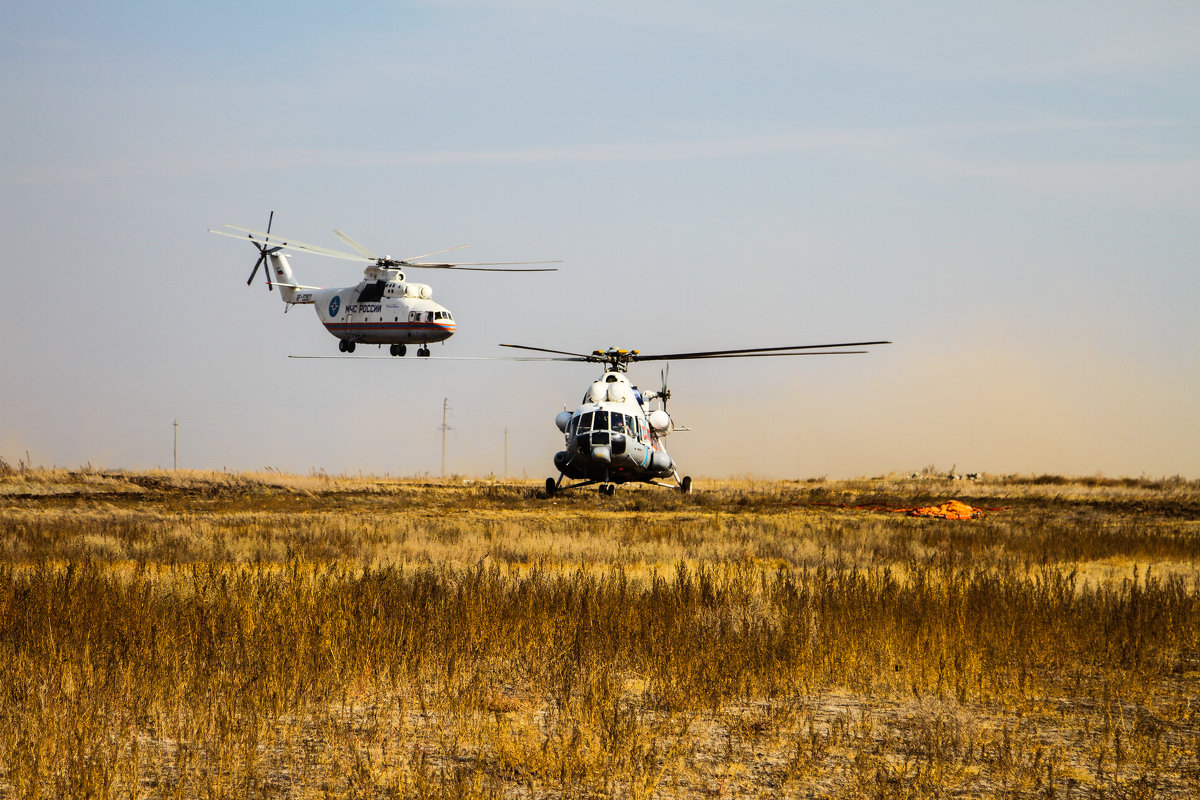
[
  {"xmin": 577, "ymin": 412, "xmax": 593, "ymax": 434},
  {"xmin": 593, "ymin": 410, "xmax": 609, "ymax": 432}
]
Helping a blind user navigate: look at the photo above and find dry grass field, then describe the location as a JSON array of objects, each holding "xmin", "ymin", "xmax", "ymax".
[{"xmin": 1, "ymin": 465, "xmax": 1198, "ymax": 798}]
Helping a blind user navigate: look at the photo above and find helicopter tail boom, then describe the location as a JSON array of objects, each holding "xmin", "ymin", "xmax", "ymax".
[{"xmin": 266, "ymin": 253, "xmax": 312, "ymax": 304}]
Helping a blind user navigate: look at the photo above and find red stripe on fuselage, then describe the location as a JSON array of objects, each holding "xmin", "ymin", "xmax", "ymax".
[{"xmin": 324, "ymin": 322, "xmax": 456, "ymax": 332}]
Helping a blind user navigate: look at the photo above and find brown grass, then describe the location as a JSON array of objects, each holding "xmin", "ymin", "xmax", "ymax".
[{"xmin": 1, "ymin": 468, "xmax": 1198, "ymax": 798}]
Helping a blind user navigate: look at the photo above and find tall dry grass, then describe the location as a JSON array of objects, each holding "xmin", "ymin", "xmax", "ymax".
[
  {"xmin": 1, "ymin": 559, "xmax": 1198, "ymax": 797},
  {"xmin": 1, "ymin": 468, "xmax": 1198, "ymax": 797}
]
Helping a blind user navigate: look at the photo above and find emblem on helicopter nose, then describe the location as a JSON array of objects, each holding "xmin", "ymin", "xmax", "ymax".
[{"xmin": 328, "ymin": 296, "xmax": 341, "ymax": 317}]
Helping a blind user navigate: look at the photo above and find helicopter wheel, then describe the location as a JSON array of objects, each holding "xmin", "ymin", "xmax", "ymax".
[
  {"xmin": 545, "ymin": 478, "xmax": 557, "ymax": 496},
  {"xmin": 680, "ymin": 476, "xmax": 692, "ymax": 494},
  {"xmin": 338, "ymin": 340, "xmax": 348, "ymax": 352},
  {"xmin": 346, "ymin": 341, "xmax": 356, "ymax": 353},
  {"xmin": 599, "ymin": 483, "xmax": 615, "ymax": 496},
  {"xmin": 390, "ymin": 344, "xmax": 407, "ymax": 357},
  {"xmin": 418, "ymin": 347, "xmax": 430, "ymax": 358}
]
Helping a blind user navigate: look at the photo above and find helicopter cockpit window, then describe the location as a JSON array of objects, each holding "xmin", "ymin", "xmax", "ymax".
[
  {"xmin": 612, "ymin": 415, "xmax": 629, "ymax": 436},
  {"xmin": 593, "ymin": 410, "xmax": 609, "ymax": 432},
  {"xmin": 577, "ymin": 412, "xmax": 593, "ymax": 434}
]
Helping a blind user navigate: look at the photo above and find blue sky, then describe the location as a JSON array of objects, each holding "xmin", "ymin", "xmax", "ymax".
[{"xmin": 3, "ymin": 1, "xmax": 1198, "ymax": 478}]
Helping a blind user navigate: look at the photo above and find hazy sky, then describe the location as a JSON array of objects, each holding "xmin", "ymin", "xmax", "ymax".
[{"xmin": 3, "ymin": 1, "xmax": 1198, "ymax": 480}]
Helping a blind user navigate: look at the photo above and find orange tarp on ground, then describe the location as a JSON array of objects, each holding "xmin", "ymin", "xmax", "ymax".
[{"xmin": 909, "ymin": 500, "xmax": 983, "ymax": 520}]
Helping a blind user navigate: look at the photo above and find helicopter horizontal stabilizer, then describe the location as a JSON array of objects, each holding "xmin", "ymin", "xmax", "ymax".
[{"xmin": 267, "ymin": 281, "xmax": 323, "ymax": 291}]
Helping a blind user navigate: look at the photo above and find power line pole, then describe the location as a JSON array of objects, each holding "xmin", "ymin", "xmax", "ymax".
[
  {"xmin": 439, "ymin": 398, "xmax": 453, "ymax": 478},
  {"xmin": 504, "ymin": 427, "xmax": 509, "ymax": 479},
  {"xmin": 173, "ymin": 419, "xmax": 178, "ymax": 471}
]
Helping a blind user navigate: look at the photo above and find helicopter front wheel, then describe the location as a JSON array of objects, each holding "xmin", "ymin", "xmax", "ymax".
[
  {"xmin": 545, "ymin": 478, "xmax": 557, "ymax": 496},
  {"xmin": 338, "ymin": 340, "xmax": 356, "ymax": 353},
  {"xmin": 389, "ymin": 344, "xmax": 407, "ymax": 357},
  {"xmin": 680, "ymin": 476, "xmax": 692, "ymax": 494}
]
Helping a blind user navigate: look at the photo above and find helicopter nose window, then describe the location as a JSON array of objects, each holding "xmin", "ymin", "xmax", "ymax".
[
  {"xmin": 577, "ymin": 412, "xmax": 593, "ymax": 434},
  {"xmin": 593, "ymin": 410, "xmax": 609, "ymax": 432}
]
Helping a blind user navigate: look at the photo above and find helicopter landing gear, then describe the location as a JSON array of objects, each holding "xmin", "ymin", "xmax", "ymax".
[
  {"xmin": 417, "ymin": 347, "xmax": 430, "ymax": 358},
  {"xmin": 599, "ymin": 483, "xmax": 616, "ymax": 496},
  {"xmin": 389, "ymin": 344, "xmax": 407, "ymax": 357},
  {"xmin": 545, "ymin": 477, "xmax": 557, "ymax": 496},
  {"xmin": 339, "ymin": 340, "xmax": 356, "ymax": 353},
  {"xmin": 680, "ymin": 476, "xmax": 692, "ymax": 494}
]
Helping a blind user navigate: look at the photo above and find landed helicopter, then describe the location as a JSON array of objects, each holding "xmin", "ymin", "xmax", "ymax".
[
  {"xmin": 499, "ymin": 341, "xmax": 891, "ymax": 496},
  {"xmin": 209, "ymin": 214, "xmax": 558, "ymax": 356}
]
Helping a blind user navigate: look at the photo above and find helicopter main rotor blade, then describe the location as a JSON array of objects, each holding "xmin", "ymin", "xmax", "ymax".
[
  {"xmin": 499, "ymin": 343, "xmax": 596, "ymax": 358},
  {"xmin": 218, "ymin": 227, "xmax": 557, "ymax": 270},
  {"xmin": 209, "ymin": 227, "xmax": 284, "ymax": 245},
  {"xmin": 399, "ymin": 244, "xmax": 472, "ymax": 262},
  {"xmin": 221, "ymin": 226, "xmax": 372, "ymax": 263},
  {"xmin": 633, "ymin": 341, "xmax": 891, "ymax": 361},
  {"xmin": 288, "ymin": 354, "xmax": 588, "ymax": 362},
  {"xmin": 408, "ymin": 262, "xmax": 560, "ymax": 272},
  {"xmin": 331, "ymin": 229, "xmax": 378, "ymax": 259},
  {"xmin": 653, "ymin": 350, "xmax": 871, "ymax": 360}
]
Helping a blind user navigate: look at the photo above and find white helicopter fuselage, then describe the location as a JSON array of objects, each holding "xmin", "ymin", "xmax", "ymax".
[
  {"xmin": 269, "ymin": 253, "xmax": 455, "ymax": 349},
  {"xmin": 553, "ymin": 371, "xmax": 676, "ymax": 485}
]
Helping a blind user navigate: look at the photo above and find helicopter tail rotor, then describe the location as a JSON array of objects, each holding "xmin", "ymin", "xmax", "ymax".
[
  {"xmin": 245, "ymin": 211, "xmax": 281, "ymax": 291},
  {"xmin": 659, "ymin": 365, "xmax": 671, "ymax": 410}
]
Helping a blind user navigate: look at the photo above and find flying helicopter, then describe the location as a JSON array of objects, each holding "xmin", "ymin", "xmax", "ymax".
[
  {"xmin": 498, "ymin": 341, "xmax": 891, "ymax": 496},
  {"xmin": 209, "ymin": 213, "xmax": 559, "ymax": 356}
]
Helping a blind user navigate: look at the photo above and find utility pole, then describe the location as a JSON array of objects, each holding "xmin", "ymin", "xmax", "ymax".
[
  {"xmin": 439, "ymin": 398, "xmax": 453, "ymax": 478},
  {"xmin": 504, "ymin": 427, "xmax": 509, "ymax": 479},
  {"xmin": 173, "ymin": 419, "xmax": 178, "ymax": 471}
]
